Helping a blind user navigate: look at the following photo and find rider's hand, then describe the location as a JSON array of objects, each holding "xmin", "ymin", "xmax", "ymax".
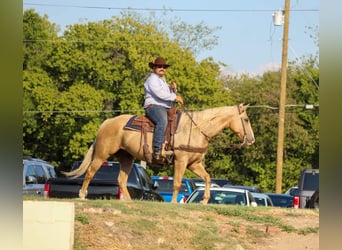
[
  {"xmin": 170, "ymin": 81, "xmax": 177, "ymax": 90},
  {"xmin": 175, "ymin": 95, "xmax": 184, "ymax": 105}
]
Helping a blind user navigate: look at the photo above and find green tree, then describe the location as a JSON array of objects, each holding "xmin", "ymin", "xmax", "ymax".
[
  {"xmin": 23, "ymin": 9, "xmax": 227, "ymax": 171},
  {"xmin": 23, "ymin": 9, "xmax": 59, "ymax": 70},
  {"xmin": 209, "ymin": 58, "xmax": 319, "ymax": 192},
  {"xmin": 23, "ymin": 9, "xmax": 318, "ymax": 188}
]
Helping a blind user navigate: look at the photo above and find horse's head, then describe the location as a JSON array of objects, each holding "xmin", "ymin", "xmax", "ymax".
[{"xmin": 230, "ymin": 104, "xmax": 255, "ymax": 147}]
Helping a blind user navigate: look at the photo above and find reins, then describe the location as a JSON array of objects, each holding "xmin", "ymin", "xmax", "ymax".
[
  {"xmin": 180, "ymin": 104, "xmax": 210, "ymax": 141},
  {"xmin": 177, "ymin": 103, "xmax": 250, "ymax": 153}
]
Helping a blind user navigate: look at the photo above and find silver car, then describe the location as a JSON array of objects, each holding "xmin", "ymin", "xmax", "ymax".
[
  {"xmin": 186, "ymin": 187, "xmax": 258, "ymax": 206},
  {"xmin": 251, "ymin": 192, "xmax": 274, "ymax": 207},
  {"xmin": 23, "ymin": 157, "xmax": 57, "ymax": 196}
]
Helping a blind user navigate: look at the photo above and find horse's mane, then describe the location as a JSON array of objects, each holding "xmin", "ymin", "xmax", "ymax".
[{"xmin": 182, "ymin": 106, "xmax": 234, "ymax": 126}]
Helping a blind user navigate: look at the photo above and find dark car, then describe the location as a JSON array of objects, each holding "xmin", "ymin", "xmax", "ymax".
[
  {"xmin": 266, "ymin": 193, "xmax": 294, "ymax": 208},
  {"xmin": 211, "ymin": 178, "xmax": 233, "ymax": 187},
  {"xmin": 285, "ymin": 186, "xmax": 298, "ymax": 196},
  {"xmin": 46, "ymin": 161, "xmax": 164, "ymax": 201},
  {"xmin": 222, "ymin": 184, "xmax": 264, "ymax": 193},
  {"xmin": 191, "ymin": 178, "xmax": 232, "ymax": 187},
  {"xmin": 293, "ymin": 168, "xmax": 319, "ymax": 208}
]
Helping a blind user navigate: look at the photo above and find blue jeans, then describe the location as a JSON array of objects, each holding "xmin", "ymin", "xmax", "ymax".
[{"xmin": 145, "ymin": 105, "xmax": 168, "ymax": 153}]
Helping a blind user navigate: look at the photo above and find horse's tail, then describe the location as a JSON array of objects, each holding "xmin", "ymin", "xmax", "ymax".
[{"xmin": 62, "ymin": 143, "xmax": 95, "ymax": 178}]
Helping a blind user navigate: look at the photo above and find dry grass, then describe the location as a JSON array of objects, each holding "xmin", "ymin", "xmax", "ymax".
[{"xmin": 70, "ymin": 199, "xmax": 319, "ymax": 250}]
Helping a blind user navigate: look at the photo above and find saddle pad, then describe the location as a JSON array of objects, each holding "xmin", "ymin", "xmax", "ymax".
[
  {"xmin": 124, "ymin": 112, "xmax": 182, "ymax": 133},
  {"xmin": 124, "ymin": 115, "xmax": 154, "ymax": 132}
]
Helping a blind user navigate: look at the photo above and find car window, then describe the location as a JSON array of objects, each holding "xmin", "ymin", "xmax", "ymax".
[
  {"xmin": 25, "ymin": 164, "xmax": 36, "ymax": 177},
  {"xmin": 25, "ymin": 164, "xmax": 37, "ymax": 183},
  {"xmin": 303, "ymin": 173, "xmax": 319, "ymax": 190},
  {"xmin": 135, "ymin": 167, "xmax": 152, "ymax": 189},
  {"xmin": 268, "ymin": 195, "xmax": 292, "ymax": 207},
  {"xmin": 254, "ymin": 197, "xmax": 266, "ymax": 206},
  {"xmin": 34, "ymin": 165, "xmax": 47, "ymax": 184},
  {"xmin": 156, "ymin": 180, "xmax": 174, "ymax": 191},
  {"xmin": 155, "ymin": 179, "xmax": 189, "ymax": 193},
  {"xmin": 180, "ymin": 182, "xmax": 189, "ymax": 192},
  {"xmin": 47, "ymin": 166, "xmax": 56, "ymax": 178},
  {"xmin": 189, "ymin": 190, "xmax": 246, "ymax": 205}
]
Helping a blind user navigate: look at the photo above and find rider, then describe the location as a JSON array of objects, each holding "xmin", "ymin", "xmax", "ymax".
[{"xmin": 143, "ymin": 57, "xmax": 184, "ymax": 162}]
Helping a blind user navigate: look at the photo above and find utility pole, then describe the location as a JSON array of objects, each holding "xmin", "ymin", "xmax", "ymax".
[{"xmin": 276, "ymin": 0, "xmax": 290, "ymax": 194}]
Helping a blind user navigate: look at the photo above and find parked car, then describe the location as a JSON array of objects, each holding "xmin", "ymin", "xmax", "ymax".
[
  {"xmin": 265, "ymin": 193, "xmax": 294, "ymax": 208},
  {"xmin": 191, "ymin": 178, "xmax": 232, "ymax": 187},
  {"xmin": 292, "ymin": 168, "xmax": 319, "ymax": 208},
  {"xmin": 222, "ymin": 184, "xmax": 264, "ymax": 193},
  {"xmin": 45, "ymin": 161, "xmax": 164, "ymax": 201},
  {"xmin": 151, "ymin": 176, "xmax": 196, "ymax": 203},
  {"xmin": 285, "ymin": 186, "xmax": 298, "ymax": 196},
  {"xmin": 23, "ymin": 157, "xmax": 57, "ymax": 197},
  {"xmin": 193, "ymin": 182, "xmax": 220, "ymax": 188},
  {"xmin": 251, "ymin": 193, "xmax": 274, "ymax": 207},
  {"xmin": 308, "ymin": 189, "xmax": 319, "ymax": 209},
  {"xmin": 186, "ymin": 187, "xmax": 258, "ymax": 207}
]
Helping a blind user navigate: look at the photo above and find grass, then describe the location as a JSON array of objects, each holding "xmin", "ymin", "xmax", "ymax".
[{"xmin": 23, "ymin": 197, "xmax": 319, "ymax": 249}]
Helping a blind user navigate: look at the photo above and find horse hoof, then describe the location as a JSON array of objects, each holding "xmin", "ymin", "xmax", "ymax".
[{"xmin": 79, "ymin": 189, "xmax": 87, "ymax": 199}]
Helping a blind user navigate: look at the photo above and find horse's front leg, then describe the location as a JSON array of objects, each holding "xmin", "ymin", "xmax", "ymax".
[
  {"xmin": 171, "ymin": 159, "xmax": 187, "ymax": 203},
  {"xmin": 188, "ymin": 161, "xmax": 211, "ymax": 205}
]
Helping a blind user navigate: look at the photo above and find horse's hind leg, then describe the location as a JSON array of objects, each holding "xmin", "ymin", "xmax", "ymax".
[
  {"xmin": 79, "ymin": 157, "xmax": 104, "ymax": 199},
  {"xmin": 188, "ymin": 162, "xmax": 211, "ymax": 205},
  {"xmin": 116, "ymin": 151, "xmax": 134, "ymax": 201}
]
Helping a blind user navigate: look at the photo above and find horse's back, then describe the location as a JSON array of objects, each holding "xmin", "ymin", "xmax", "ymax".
[
  {"xmin": 96, "ymin": 114, "xmax": 134, "ymax": 137},
  {"xmin": 100, "ymin": 114, "xmax": 133, "ymax": 127}
]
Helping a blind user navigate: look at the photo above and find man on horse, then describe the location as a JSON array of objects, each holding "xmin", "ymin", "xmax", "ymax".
[{"xmin": 143, "ymin": 57, "xmax": 184, "ymax": 162}]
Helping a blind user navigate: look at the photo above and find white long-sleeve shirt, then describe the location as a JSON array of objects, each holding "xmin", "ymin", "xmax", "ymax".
[{"xmin": 143, "ymin": 73, "xmax": 176, "ymax": 108}]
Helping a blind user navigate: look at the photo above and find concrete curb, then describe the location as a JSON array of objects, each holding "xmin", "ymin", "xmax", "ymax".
[{"xmin": 23, "ymin": 201, "xmax": 74, "ymax": 250}]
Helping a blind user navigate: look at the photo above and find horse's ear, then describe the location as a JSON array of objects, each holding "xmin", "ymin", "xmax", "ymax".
[{"xmin": 239, "ymin": 103, "xmax": 249, "ymax": 110}]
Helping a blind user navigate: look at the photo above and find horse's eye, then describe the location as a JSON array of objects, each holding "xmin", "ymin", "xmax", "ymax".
[{"xmin": 244, "ymin": 118, "xmax": 249, "ymax": 123}]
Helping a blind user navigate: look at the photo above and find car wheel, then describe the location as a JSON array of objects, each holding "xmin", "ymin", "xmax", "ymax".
[{"xmin": 309, "ymin": 190, "xmax": 319, "ymax": 209}]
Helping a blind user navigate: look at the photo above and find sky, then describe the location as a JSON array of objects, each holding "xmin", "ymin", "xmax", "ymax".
[{"xmin": 23, "ymin": 0, "xmax": 319, "ymax": 75}]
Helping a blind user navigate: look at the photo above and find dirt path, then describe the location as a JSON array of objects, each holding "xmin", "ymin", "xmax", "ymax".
[{"xmin": 262, "ymin": 232, "xmax": 318, "ymax": 250}]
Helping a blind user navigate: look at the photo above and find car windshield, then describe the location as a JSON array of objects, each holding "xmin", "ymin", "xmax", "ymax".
[
  {"xmin": 303, "ymin": 172, "xmax": 319, "ymax": 190},
  {"xmin": 268, "ymin": 195, "xmax": 293, "ymax": 207},
  {"xmin": 254, "ymin": 197, "xmax": 267, "ymax": 206},
  {"xmin": 72, "ymin": 161, "xmax": 138, "ymax": 183},
  {"xmin": 189, "ymin": 190, "xmax": 246, "ymax": 205},
  {"xmin": 156, "ymin": 179, "xmax": 189, "ymax": 192}
]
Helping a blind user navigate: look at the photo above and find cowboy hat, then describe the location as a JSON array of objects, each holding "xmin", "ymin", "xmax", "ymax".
[{"xmin": 148, "ymin": 57, "xmax": 171, "ymax": 69}]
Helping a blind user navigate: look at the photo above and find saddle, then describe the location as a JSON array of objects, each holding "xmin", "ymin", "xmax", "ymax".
[{"xmin": 124, "ymin": 107, "xmax": 181, "ymax": 164}]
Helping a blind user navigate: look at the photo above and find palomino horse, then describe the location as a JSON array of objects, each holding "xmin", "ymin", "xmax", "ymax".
[{"xmin": 63, "ymin": 104, "xmax": 255, "ymax": 204}]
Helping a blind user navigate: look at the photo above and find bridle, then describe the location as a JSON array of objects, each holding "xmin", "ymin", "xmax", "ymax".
[
  {"xmin": 229, "ymin": 105, "xmax": 249, "ymax": 150},
  {"xmin": 179, "ymin": 104, "xmax": 251, "ymax": 150}
]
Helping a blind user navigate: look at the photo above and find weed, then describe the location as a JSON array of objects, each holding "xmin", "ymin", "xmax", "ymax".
[
  {"xmin": 75, "ymin": 215, "xmax": 89, "ymax": 224},
  {"xmin": 298, "ymin": 227, "xmax": 319, "ymax": 235}
]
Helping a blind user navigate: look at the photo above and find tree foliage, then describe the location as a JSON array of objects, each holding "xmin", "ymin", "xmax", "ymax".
[
  {"xmin": 23, "ymin": 9, "xmax": 318, "ymax": 192},
  {"xmin": 208, "ymin": 59, "xmax": 319, "ymax": 192}
]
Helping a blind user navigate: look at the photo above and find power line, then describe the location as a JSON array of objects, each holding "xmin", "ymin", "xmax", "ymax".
[
  {"xmin": 288, "ymin": 44, "xmax": 319, "ymax": 90},
  {"xmin": 22, "ymin": 104, "xmax": 319, "ymax": 114},
  {"xmin": 24, "ymin": 3, "xmax": 319, "ymax": 13}
]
